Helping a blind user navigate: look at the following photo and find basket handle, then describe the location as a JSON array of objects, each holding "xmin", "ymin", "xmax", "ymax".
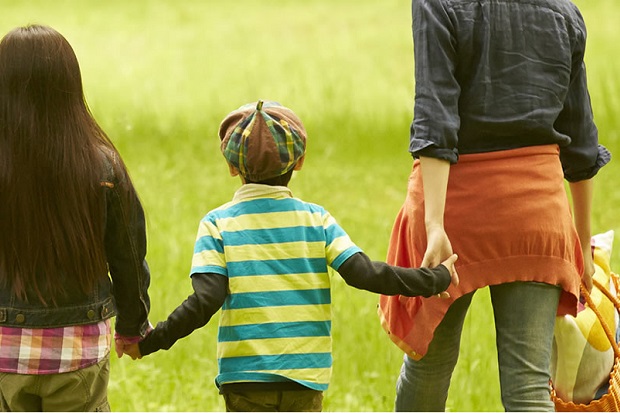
[{"xmin": 580, "ymin": 272, "xmax": 620, "ymax": 358}]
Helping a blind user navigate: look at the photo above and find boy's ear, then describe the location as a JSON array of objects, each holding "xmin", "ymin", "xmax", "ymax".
[
  {"xmin": 228, "ymin": 163, "xmax": 240, "ymax": 177},
  {"xmin": 293, "ymin": 155, "xmax": 305, "ymax": 171}
]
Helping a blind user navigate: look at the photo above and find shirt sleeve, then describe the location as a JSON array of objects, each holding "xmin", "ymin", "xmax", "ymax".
[
  {"xmin": 138, "ymin": 272, "xmax": 228, "ymax": 356},
  {"xmin": 409, "ymin": 0, "xmax": 460, "ymax": 163},
  {"xmin": 337, "ymin": 252, "xmax": 452, "ymax": 297},
  {"xmin": 190, "ymin": 215, "xmax": 227, "ymax": 276},
  {"xmin": 104, "ymin": 163, "xmax": 151, "ymax": 337},
  {"xmin": 555, "ymin": 13, "xmax": 610, "ymax": 182},
  {"xmin": 322, "ymin": 211, "xmax": 363, "ymax": 270}
]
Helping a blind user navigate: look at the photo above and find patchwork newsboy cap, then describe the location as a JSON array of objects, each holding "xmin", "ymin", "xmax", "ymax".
[{"xmin": 218, "ymin": 100, "xmax": 307, "ymax": 182}]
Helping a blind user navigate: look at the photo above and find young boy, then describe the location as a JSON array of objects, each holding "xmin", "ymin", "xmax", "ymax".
[{"xmin": 117, "ymin": 100, "xmax": 458, "ymax": 411}]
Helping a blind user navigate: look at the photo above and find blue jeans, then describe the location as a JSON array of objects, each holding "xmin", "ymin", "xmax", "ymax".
[{"xmin": 395, "ymin": 281, "xmax": 561, "ymax": 412}]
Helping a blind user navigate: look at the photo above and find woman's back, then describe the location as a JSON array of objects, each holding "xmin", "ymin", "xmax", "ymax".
[{"xmin": 410, "ymin": 0, "xmax": 601, "ymax": 179}]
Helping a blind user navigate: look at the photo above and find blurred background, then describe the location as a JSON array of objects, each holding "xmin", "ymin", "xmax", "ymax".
[{"xmin": 1, "ymin": 0, "xmax": 617, "ymax": 410}]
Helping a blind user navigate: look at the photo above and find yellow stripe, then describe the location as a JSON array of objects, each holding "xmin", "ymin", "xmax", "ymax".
[
  {"xmin": 217, "ymin": 210, "xmax": 323, "ymax": 231},
  {"xmin": 259, "ymin": 368, "xmax": 331, "ymax": 385},
  {"xmin": 327, "ymin": 236, "xmax": 356, "ymax": 261},
  {"xmin": 196, "ymin": 219, "xmax": 222, "ymax": 240},
  {"xmin": 224, "ymin": 241, "xmax": 325, "ymax": 262},
  {"xmin": 323, "ymin": 214, "xmax": 337, "ymax": 227},
  {"xmin": 230, "ymin": 273, "xmax": 330, "ymax": 293},
  {"xmin": 192, "ymin": 249, "xmax": 225, "ymax": 268},
  {"xmin": 220, "ymin": 304, "xmax": 331, "ymax": 327},
  {"xmin": 218, "ymin": 336, "xmax": 332, "ymax": 358}
]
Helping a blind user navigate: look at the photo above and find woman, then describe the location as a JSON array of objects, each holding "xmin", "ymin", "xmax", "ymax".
[
  {"xmin": 378, "ymin": 0, "xmax": 611, "ymax": 411},
  {"xmin": 0, "ymin": 25, "xmax": 151, "ymax": 411}
]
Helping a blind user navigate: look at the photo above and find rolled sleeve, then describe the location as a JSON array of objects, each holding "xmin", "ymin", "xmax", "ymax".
[
  {"xmin": 556, "ymin": 63, "xmax": 611, "ymax": 181},
  {"xmin": 409, "ymin": 0, "xmax": 461, "ymax": 163}
]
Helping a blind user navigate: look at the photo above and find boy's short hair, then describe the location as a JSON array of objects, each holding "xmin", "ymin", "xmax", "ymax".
[{"xmin": 218, "ymin": 100, "xmax": 307, "ymax": 182}]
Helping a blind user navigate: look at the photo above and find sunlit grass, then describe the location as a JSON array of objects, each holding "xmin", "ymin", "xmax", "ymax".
[{"xmin": 1, "ymin": 0, "xmax": 618, "ymax": 411}]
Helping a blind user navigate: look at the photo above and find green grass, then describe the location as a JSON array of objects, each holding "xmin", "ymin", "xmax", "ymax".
[{"xmin": 1, "ymin": 0, "xmax": 618, "ymax": 411}]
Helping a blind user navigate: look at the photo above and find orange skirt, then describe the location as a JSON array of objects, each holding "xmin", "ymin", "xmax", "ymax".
[{"xmin": 378, "ymin": 144, "xmax": 583, "ymax": 360}]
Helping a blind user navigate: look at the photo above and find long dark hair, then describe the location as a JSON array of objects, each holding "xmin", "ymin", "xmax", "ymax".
[{"xmin": 0, "ymin": 25, "xmax": 122, "ymax": 304}]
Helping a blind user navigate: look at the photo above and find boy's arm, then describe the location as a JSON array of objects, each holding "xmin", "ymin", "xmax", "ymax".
[
  {"xmin": 138, "ymin": 272, "xmax": 228, "ymax": 357},
  {"xmin": 337, "ymin": 252, "xmax": 455, "ymax": 297}
]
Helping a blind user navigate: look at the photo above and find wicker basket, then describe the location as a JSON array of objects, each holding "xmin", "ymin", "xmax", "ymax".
[{"xmin": 551, "ymin": 275, "xmax": 620, "ymax": 411}]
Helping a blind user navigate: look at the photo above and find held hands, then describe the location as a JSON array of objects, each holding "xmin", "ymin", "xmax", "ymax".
[
  {"xmin": 114, "ymin": 329, "xmax": 150, "ymax": 360},
  {"xmin": 114, "ymin": 323, "xmax": 153, "ymax": 360},
  {"xmin": 115, "ymin": 339, "xmax": 143, "ymax": 360},
  {"xmin": 422, "ymin": 225, "xmax": 459, "ymax": 298},
  {"xmin": 440, "ymin": 253, "xmax": 460, "ymax": 298}
]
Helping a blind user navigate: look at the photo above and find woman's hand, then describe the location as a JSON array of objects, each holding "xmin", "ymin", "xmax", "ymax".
[
  {"xmin": 423, "ymin": 225, "xmax": 457, "ymax": 298},
  {"xmin": 422, "ymin": 225, "xmax": 453, "ymax": 268},
  {"xmin": 581, "ymin": 243, "xmax": 595, "ymax": 292}
]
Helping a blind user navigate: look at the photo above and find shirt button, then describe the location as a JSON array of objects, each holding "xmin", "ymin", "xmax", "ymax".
[
  {"xmin": 15, "ymin": 314, "xmax": 25, "ymax": 324},
  {"xmin": 87, "ymin": 310, "xmax": 96, "ymax": 320}
]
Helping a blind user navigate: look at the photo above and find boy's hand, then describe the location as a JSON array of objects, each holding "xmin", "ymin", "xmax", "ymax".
[
  {"xmin": 437, "ymin": 253, "xmax": 459, "ymax": 299},
  {"xmin": 114, "ymin": 323, "xmax": 152, "ymax": 360},
  {"xmin": 114, "ymin": 338, "xmax": 143, "ymax": 360},
  {"xmin": 123, "ymin": 343, "xmax": 143, "ymax": 360}
]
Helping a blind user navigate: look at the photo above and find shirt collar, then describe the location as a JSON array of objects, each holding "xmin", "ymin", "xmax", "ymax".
[{"xmin": 232, "ymin": 184, "xmax": 293, "ymax": 202}]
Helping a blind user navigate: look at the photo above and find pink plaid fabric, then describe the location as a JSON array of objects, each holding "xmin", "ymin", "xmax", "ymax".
[{"xmin": 0, "ymin": 319, "xmax": 111, "ymax": 374}]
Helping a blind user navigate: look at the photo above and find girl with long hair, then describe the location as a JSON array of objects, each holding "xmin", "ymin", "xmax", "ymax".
[{"xmin": 0, "ymin": 24, "xmax": 151, "ymax": 411}]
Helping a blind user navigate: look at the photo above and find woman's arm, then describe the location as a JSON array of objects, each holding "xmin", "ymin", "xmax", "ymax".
[
  {"xmin": 419, "ymin": 156, "xmax": 453, "ymax": 268},
  {"xmin": 569, "ymin": 178, "xmax": 595, "ymax": 291}
]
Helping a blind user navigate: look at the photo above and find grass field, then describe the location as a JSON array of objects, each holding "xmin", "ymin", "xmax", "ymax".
[{"xmin": 1, "ymin": 0, "xmax": 618, "ymax": 411}]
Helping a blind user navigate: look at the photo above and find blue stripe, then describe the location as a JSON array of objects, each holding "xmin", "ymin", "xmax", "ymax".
[
  {"xmin": 190, "ymin": 265, "xmax": 227, "ymax": 276},
  {"xmin": 227, "ymin": 258, "xmax": 327, "ymax": 277},
  {"xmin": 325, "ymin": 223, "xmax": 348, "ymax": 246},
  {"xmin": 209, "ymin": 198, "xmax": 325, "ymax": 220},
  {"xmin": 222, "ymin": 226, "xmax": 325, "ymax": 246},
  {"xmin": 330, "ymin": 246, "xmax": 363, "ymax": 270},
  {"xmin": 219, "ymin": 321, "xmax": 331, "ymax": 342},
  {"xmin": 219, "ymin": 352, "xmax": 332, "ymax": 373},
  {"xmin": 222, "ymin": 289, "xmax": 331, "ymax": 310},
  {"xmin": 194, "ymin": 235, "xmax": 224, "ymax": 254}
]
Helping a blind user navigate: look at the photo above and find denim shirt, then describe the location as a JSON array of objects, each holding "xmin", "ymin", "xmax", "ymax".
[
  {"xmin": 0, "ymin": 150, "xmax": 151, "ymax": 337},
  {"xmin": 409, "ymin": 0, "xmax": 610, "ymax": 182}
]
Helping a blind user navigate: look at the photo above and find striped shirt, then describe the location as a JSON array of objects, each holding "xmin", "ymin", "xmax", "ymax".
[
  {"xmin": 191, "ymin": 184, "xmax": 361, "ymax": 391},
  {"xmin": 0, "ymin": 320, "xmax": 110, "ymax": 374}
]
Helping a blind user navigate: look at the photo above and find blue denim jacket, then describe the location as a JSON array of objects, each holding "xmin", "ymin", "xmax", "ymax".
[{"xmin": 0, "ymin": 151, "xmax": 151, "ymax": 337}]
